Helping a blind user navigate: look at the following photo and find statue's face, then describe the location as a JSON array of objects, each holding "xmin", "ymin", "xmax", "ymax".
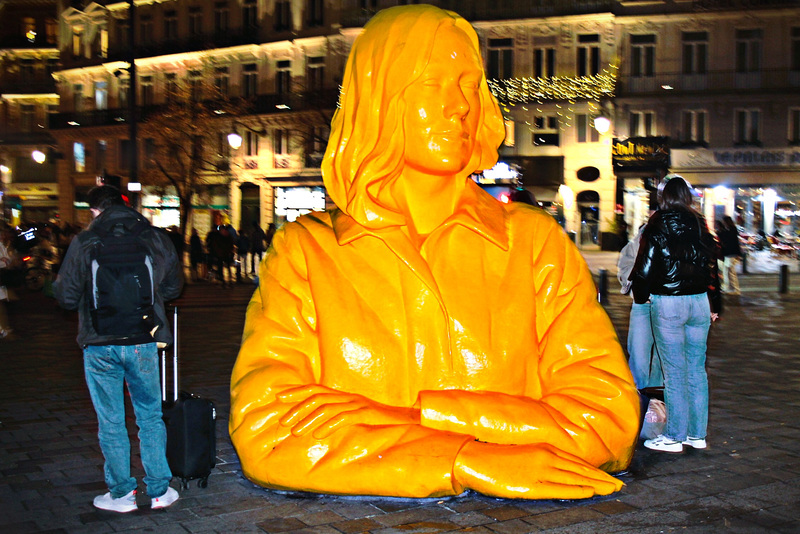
[{"xmin": 402, "ymin": 25, "xmax": 482, "ymax": 176}]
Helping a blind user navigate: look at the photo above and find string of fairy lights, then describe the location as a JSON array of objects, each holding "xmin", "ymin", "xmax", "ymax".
[{"xmin": 487, "ymin": 64, "xmax": 618, "ymax": 132}]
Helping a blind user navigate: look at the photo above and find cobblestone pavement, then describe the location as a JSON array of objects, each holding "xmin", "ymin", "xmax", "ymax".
[{"xmin": 1, "ymin": 265, "xmax": 799, "ymax": 533}]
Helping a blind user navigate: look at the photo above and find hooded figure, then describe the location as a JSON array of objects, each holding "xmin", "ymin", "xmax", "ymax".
[{"xmin": 230, "ymin": 5, "xmax": 639, "ymax": 499}]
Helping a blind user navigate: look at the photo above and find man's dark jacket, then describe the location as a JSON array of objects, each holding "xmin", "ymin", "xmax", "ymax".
[
  {"xmin": 55, "ymin": 205, "xmax": 184, "ymax": 347},
  {"xmin": 631, "ymin": 207, "xmax": 721, "ymax": 314}
]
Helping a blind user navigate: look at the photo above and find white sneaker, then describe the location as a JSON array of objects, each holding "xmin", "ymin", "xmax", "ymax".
[
  {"xmin": 93, "ymin": 489, "xmax": 137, "ymax": 513},
  {"xmin": 151, "ymin": 486, "xmax": 179, "ymax": 509},
  {"xmin": 683, "ymin": 436, "xmax": 707, "ymax": 449},
  {"xmin": 644, "ymin": 434, "xmax": 683, "ymax": 453}
]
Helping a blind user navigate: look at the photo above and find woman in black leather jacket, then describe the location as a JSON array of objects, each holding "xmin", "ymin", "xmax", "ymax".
[{"xmin": 631, "ymin": 176, "xmax": 720, "ymax": 453}]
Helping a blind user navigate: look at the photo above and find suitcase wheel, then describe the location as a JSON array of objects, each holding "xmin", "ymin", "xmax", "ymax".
[
  {"xmin": 180, "ymin": 478, "xmax": 189, "ymax": 490},
  {"xmin": 198, "ymin": 477, "xmax": 208, "ymax": 489}
]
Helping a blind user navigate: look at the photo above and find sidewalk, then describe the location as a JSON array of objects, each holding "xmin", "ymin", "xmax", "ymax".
[{"xmin": 1, "ymin": 280, "xmax": 799, "ymax": 533}]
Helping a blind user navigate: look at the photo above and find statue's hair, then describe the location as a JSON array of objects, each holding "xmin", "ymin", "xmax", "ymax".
[{"xmin": 322, "ymin": 5, "xmax": 505, "ymax": 228}]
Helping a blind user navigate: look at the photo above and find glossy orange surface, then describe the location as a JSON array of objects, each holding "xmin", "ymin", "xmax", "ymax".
[{"xmin": 230, "ymin": 4, "xmax": 639, "ymax": 499}]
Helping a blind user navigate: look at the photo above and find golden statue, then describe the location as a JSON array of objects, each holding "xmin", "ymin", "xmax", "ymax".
[{"xmin": 230, "ymin": 5, "xmax": 639, "ymax": 499}]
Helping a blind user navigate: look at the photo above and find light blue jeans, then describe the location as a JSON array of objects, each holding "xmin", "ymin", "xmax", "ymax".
[
  {"xmin": 650, "ymin": 294, "xmax": 710, "ymax": 441},
  {"xmin": 84, "ymin": 343, "xmax": 172, "ymax": 498},
  {"xmin": 627, "ymin": 301, "xmax": 663, "ymax": 389}
]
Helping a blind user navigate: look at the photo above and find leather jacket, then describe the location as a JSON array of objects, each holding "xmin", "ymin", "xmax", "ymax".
[{"xmin": 631, "ymin": 207, "xmax": 721, "ymax": 314}]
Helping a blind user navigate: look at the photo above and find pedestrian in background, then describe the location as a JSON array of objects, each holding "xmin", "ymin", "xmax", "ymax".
[
  {"xmin": 237, "ymin": 227, "xmax": 250, "ymax": 280},
  {"xmin": 189, "ymin": 228, "xmax": 204, "ymax": 282},
  {"xmin": 0, "ymin": 225, "xmax": 19, "ymax": 339},
  {"xmin": 717, "ymin": 215, "xmax": 742, "ymax": 295},
  {"xmin": 250, "ymin": 221, "xmax": 266, "ymax": 275},
  {"xmin": 632, "ymin": 176, "xmax": 721, "ymax": 453},
  {"xmin": 54, "ymin": 185, "xmax": 183, "ymax": 512}
]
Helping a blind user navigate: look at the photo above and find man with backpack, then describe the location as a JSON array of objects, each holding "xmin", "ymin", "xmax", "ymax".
[{"xmin": 54, "ymin": 185, "xmax": 183, "ymax": 513}]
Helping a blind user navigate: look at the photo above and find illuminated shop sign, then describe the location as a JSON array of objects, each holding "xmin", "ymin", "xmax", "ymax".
[
  {"xmin": 612, "ymin": 137, "xmax": 670, "ymax": 169},
  {"xmin": 672, "ymin": 148, "xmax": 800, "ymax": 168}
]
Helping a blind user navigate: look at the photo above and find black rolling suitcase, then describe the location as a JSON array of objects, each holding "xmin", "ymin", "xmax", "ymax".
[{"xmin": 161, "ymin": 307, "xmax": 217, "ymax": 489}]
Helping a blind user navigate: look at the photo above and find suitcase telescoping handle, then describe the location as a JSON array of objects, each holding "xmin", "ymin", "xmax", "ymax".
[{"xmin": 161, "ymin": 306, "xmax": 179, "ymax": 403}]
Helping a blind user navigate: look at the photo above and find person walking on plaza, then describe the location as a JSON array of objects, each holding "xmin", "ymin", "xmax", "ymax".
[
  {"xmin": 189, "ymin": 228, "xmax": 205, "ymax": 282},
  {"xmin": 718, "ymin": 215, "xmax": 742, "ymax": 295},
  {"xmin": 54, "ymin": 185, "xmax": 183, "ymax": 512},
  {"xmin": 0, "ymin": 225, "xmax": 19, "ymax": 340},
  {"xmin": 249, "ymin": 221, "xmax": 266, "ymax": 275},
  {"xmin": 632, "ymin": 176, "xmax": 721, "ymax": 453}
]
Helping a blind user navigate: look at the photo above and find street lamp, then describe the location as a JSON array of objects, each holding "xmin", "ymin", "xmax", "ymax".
[
  {"xmin": 227, "ymin": 132, "xmax": 243, "ymax": 150},
  {"xmin": 32, "ymin": 150, "xmax": 46, "ymax": 164},
  {"xmin": 593, "ymin": 114, "xmax": 611, "ymax": 135}
]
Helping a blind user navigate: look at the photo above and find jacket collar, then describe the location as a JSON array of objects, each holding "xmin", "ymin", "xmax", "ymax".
[{"xmin": 332, "ymin": 180, "xmax": 509, "ymax": 250}]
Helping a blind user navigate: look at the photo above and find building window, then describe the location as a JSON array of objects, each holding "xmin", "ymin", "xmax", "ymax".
[
  {"xmin": 577, "ymin": 34, "xmax": 600, "ymax": 77},
  {"xmin": 118, "ymin": 77, "xmax": 129, "ymax": 109},
  {"xmin": 275, "ymin": 1, "xmax": 291, "ymax": 31},
  {"xmin": 22, "ymin": 16, "xmax": 35, "ymax": 40},
  {"xmin": 360, "ymin": 0, "xmax": 377, "ymax": 11},
  {"xmin": 792, "ymin": 27, "xmax": 800, "ymax": 73},
  {"xmin": 46, "ymin": 57, "xmax": 59, "ymax": 77},
  {"xmin": 630, "ymin": 34, "xmax": 655, "ymax": 78},
  {"xmin": 242, "ymin": 63, "xmax": 258, "ymax": 98},
  {"xmin": 734, "ymin": 108, "xmax": 761, "ymax": 145},
  {"xmin": 189, "ymin": 7, "xmax": 203, "ymax": 36},
  {"xmin": 99, "ymin": 29, "xmax": 108, "ymax": 58},
  {"xmin": 682, "ymin": 31, "xmax": 708, "ymax": 75},
  {"xmin": 214, "ymin": 66, "xmax": 229, "ymax": 98},
  {"xmin": 787, "ymin": 107, "xmax": 800, "ymax": 145},
  {"xmin": 164, "ymin": 11, "xmax": 177, "ymax": 40},
  {"xmin": 576, "ymin": 114, "xmax": 599, "ymax": 143},
  {"xmin": 73, "ymin": 83, "xmax": 84, "ymax": 112},
  {"xmin": 681, "ymin": 109, "xmax": 707, "ymax": 144},
  {"xmin": 20, "ymin": 59, "xmax": 35, "ymax": 81},
  {"xmin": 119, "ymin": 139, "xmax": 131, "ymax": 170},
  {"xmin": 629, "ymin": 111, "xmax": 655, "ymax": 137},
  {"xmin": 189, "ymin": 70, "xmax": 202, "ymax": 100},
  {"xmin": 214, "ymin": 2, "xmax": 229, "ymax": 34},
  {"xmin": 245, "ymin": 131, "xmax": 259, "ymax": 156},
  {"xmin": 20, "ymin": 104, "xmax": 35, "ymax": 132},
  {"xmin": 307, "ymin": 0, "xmax": 324, "ymax": 26},
  {"xmin": 45, "ymin": 18, "xmax": 57, "ymax": 44},
  {"xmin": 47, "ymin": 104, "xmax": 59, "ymax": 128},
  {"xmin": 276, "ymin": 60, "xmax": 291, "ymax": 96},
  {"xmin": 140, "ymin": 15, "xmax": 153, "ymax": 43},
  {"xmin": 307, "ymin": 56, "xmax": 324, "ymax": 92},
  {"xmin": 165, "ymin": 72, "xmax": 177, "ymax": 102},
  {"xmin": 534, "ymin": 44, "xmax": 556, "ymax": 78},
  {"xmin": 736, "ymin": 29, "xmax": 763, "ymax": 73},
  {"xmin": 274, "ymin": 129, "xmax": 290, "ymax": 167},
  {"xmin": 116, "ymin": 20, "xmax": 129, "ymax": 47},
  {"xmin": 74, "ymin": 142, "xmax": 86, "ymax": 172},
  {"xmin": 488, "ymin": 38, "xmax": 513, "ymax": 80},
  {"xmin": 72, "ymin": 31, "xmax": 82, "ymax": 58},
  {"xmin": 95, "ymin": 140, "xmax": 107, "ymax": 172},
  {"xmin": 243, "ymin": 0, "xmax": 258, "ymax": 29},
  {"xmin": 143, "ymin": 138, "xmax": 156, "ymax": 168},
  {"xmin": 95, "ymin": 81, "xmax": 108, "ymax": 110},
  {"xmin": 140, "ymin": 76, "xmax": 153, "ymax": 106}
]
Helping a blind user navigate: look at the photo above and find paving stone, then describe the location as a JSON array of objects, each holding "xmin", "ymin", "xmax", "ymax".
[
  {"xmin": 522, "ymin": 507, "xmax": 605, "ymax": 530},
  {"xmin": 256, "ymin": 517, "xmax": 308, "ymax": 533},
  {"xmin": 330, "ymin": 517, "xmax": 383, "ymax": 533}
]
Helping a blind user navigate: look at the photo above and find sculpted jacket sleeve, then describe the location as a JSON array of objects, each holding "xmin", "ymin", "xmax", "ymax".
[
  {"xmin": 229, "ymin": 225, "xmax": 472, "ymax": 497},
  {"xmin": 417, "ymin": 219, "xmax": 640, "ymax": 472}
]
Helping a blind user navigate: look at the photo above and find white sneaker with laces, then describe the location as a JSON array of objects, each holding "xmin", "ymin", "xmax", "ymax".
[
  {"xmin": 644, "ymin": 434, "xmax": 683, "ymax": 453},
  {"xmin": 93, "ymin": 489, "xmax": 137, "ymax": 513},
  {"xmin": 151, "ymin": 486, "xmax": 179, "ymax": 509},
  {"xmin": 682, "ymin": 436, "xmax": 707, "ymax": 449}
]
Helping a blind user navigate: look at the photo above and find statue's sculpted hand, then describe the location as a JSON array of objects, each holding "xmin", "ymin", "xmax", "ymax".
[
  {"xmin": 454, "ymin": 441, "xmax": 624, "ymax": 500},
  {"xmin": 278, "ymin": 385, "xmax": 422, "ymax": 439}
]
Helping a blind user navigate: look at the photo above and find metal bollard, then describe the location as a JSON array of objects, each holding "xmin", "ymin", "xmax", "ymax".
[
  {"xmin": 597, "ymin": 268, "xmax": 608, "ymax": 303},
  {"xmin": 779, "ymin": 264, "xmax": 789, "ymax": 294},
  {"xmin": 741, "ymin": 252, "xmax": 748, "ymax": 274}
]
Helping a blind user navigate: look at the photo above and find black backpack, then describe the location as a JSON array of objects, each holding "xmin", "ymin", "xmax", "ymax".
[{"xmin": 89, "ymin": 219, "xmax": 156, "ymax": 338}]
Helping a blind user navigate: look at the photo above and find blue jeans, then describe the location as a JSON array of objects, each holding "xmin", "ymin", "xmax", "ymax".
[
  {"xmin": 627, "ymin": 301, "xmax": 663, "ymax": 389},
  {"xmin": 650, "ymin": 294, "xmax": 710, "ymax": 441},
  {"xmin": 84, "ymin": 344, "xmax": 172, "ymax": 498}
]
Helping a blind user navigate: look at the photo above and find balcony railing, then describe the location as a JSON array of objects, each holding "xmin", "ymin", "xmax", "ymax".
[{"xmin": 617, "ymin": 68, "xmax": 800, "ymax": 96}]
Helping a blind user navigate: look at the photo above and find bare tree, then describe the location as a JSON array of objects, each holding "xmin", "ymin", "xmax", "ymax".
[{"xmin": 139, "ymin": 79, "xmax": 251, "ymax": 251}]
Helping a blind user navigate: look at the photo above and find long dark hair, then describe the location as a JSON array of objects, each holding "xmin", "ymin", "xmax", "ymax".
[{"xmin": 659, "ymin": 176, "xmax": 693, "ymax": 210}]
